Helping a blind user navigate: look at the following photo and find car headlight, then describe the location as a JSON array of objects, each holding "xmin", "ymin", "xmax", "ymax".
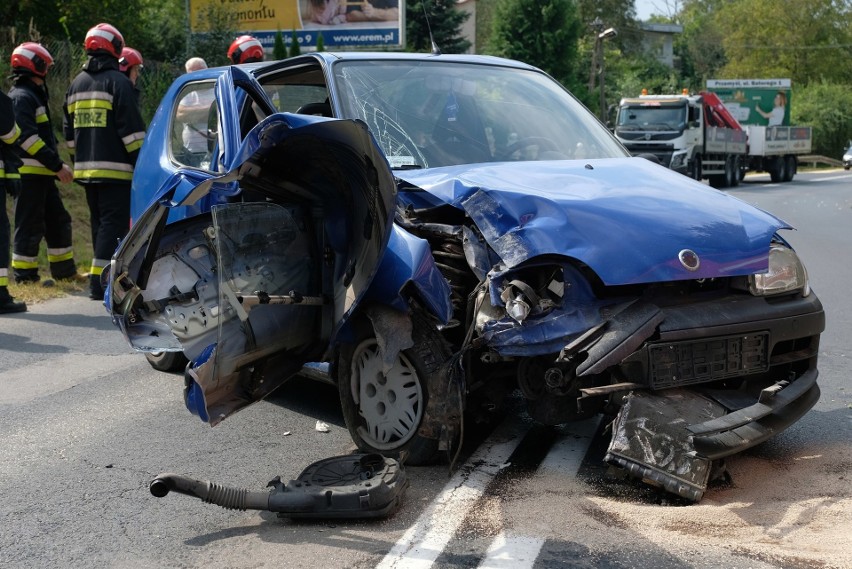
[{"xmin": 749, "ymin": 244, "xmax": 810, "ymax": 297}]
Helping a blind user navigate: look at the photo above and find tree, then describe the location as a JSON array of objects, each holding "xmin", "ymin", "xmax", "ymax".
[
  {"xmin": 273, "ymin": 29, "xmax": 287, "ymax": 60},
  {"xmin": 288, "ymin": 29, "xmax": 301, "ymax": 57},
  {"xmin": 406, "ymin": 0, "xmax": 471, "ymax": 53},
  {"xmin": 486, "ymin": 0, "xmax": 581, "ymax": 88},
  {"xmin": 190, "ymin": 2, "xmax": 240, "ymax": 67},
  {"xmin": 674, "ymin": 0, "xmax": 728, "ymax": 89},
  {"xmin": 712, "ymin": 0, "xmax": 852, "ymax": 86},
  {"xmin": 793, "ymin": 82, "xmax": 852, "ymax": 157},
  {"xmin": 315, "ymin": 33, "xmax": 325, "ymax": 52},
  {"xmin": 575, "ymin": 0, "xmax": 637, "ymax": 53}
]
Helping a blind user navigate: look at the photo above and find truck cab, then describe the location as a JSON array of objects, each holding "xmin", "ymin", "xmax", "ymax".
[
  {"xmin": 615, "ymin": 93, "xmax": 699, "ymax": 175},
  {"xmin": 615, "ymin": 91, "xmax": 747, "ymax": 188}
]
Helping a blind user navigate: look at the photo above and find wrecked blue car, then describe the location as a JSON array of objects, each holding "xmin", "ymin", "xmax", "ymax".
[{"xmin": 107, "ymin": 53, "xmax": 824, "ymax": 501}]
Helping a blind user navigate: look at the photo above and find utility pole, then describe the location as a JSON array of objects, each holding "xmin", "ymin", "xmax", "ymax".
[{"xmin": 594, "ymin": 24, "xmax": 617, "ymax": 123}]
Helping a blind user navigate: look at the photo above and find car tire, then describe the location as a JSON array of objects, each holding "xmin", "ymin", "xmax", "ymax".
[
  {"xmin": 338, "ymin": 310, "xmax": 453, "ymax": 465},
  {"xmin": 145, "ymin": 351, "xmax": 189, "ymax": 373}
]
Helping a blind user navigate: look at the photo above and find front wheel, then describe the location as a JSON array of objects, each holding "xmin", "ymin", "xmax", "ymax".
[
  {"xmin": 338, "ymin": 311, "xmax": 454, "ymax": 465},
  {"xmin": 690, "ymin": 155, "xmax": 702, "ymax": 181}
]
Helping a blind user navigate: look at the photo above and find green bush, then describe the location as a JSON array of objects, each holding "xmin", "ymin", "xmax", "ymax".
[{"xmin": 793, "ymin": 82, "xmax": 852, "ymax": 158}]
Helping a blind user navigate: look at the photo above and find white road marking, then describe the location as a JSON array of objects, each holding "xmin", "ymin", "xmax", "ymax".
[
  {"xmin": 813, "ymin": 174, "xmax": 852, "ymax": 181},
  {"xmin": 475, "ymin": 417, "xmax": 601, "ymax": 569},
  {"xmin": 375, "ymin": 417, "xmax": 529, "ymax": 569},
  {"xmin": 477, "ymin": 533, "xmax": 545, "ymax": 569},
  {"xmin": 538, "ymin": 417, "xmax": 602, "ymax": 475}
]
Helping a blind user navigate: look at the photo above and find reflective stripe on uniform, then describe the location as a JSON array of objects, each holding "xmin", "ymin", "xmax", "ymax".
[
  {"xmin": 90, "ymin": 259, "xmax": 110, "ymax": 275},
  {"xmin": 75, "ymin": 169, "xmax": 133, "ymax": 181},
  {"xmin": 0, "ymin": 276, "xmax": 8, "ymax": 287},
  {"xmin": 12, "ymin": 254, "xmax": 39, "ymax": 269},
  {"xmin": 34, "ymin": 106, "xmax": 48, "ymax": 124},
  {"xmin": 122, "ymin": 131, "xmax": 146, "ymax": 153},
  {"xmin": 1, "ymin": 123, "xmax": 20, "ymax": 144},
  {"xmin": 47, "ymin": 247, "xmax": 74, "ymax": 263},
  {"xmin": 66, "ymin": 90, "xmax": 114, "ymax": 109},
  {"xmin": 74, "ymin": 160, "xmax": 133, "ymax": 181},
  {"xmin": 68, "ymin": 92, "xmax": 114, "ymax": 130},
  {"xmin": 20, "ymin": 158, "xmax": 55, "ymax": 176},
  {"xmin": 20, "ymin": 134, "xmax": 45, "ymax": 155}
]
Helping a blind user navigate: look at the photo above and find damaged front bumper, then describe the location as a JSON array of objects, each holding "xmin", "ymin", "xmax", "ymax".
[
  {"xmin": 605, "ymin": 371, "xmax": 819, "ymax": 501},
  {"xmin": 602, "ymin": 291, "xmax": 824, "ymax": 501}
]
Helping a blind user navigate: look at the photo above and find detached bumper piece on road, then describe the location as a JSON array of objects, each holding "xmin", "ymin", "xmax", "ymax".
[
  {"xmin": 149, "ymin": 454, "xmax": 408, "ymax": 519},
  {"xmin": 605, "ymin": 370, "xmax": 820, "ymax": 501}
]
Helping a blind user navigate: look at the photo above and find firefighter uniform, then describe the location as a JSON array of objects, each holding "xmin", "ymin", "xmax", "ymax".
[
  {"xmin": 0, "ymin": 91, "xmax": 27, "ymax": 313},
  {"xmin": 9, "ymin": 75, "xmax": 77, "ymax": 282},
  {"xmin": 64, "ymin": 30, "xmax": 146, "ymax": 299}
]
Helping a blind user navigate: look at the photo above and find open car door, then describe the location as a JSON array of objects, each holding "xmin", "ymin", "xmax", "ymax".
[{"xmin": 107, "ymin": 66, "xmax": 398, "ymax": 425}]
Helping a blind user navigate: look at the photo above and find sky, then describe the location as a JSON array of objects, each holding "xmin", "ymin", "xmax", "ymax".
[{"xmin": 634, "ymin": 0, "xmax": 675, "ymax": 21}]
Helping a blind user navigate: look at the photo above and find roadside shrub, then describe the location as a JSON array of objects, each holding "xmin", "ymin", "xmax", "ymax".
[{"xmin": 793, "ymin": 82, "xmax": 852, "ymax": 159}]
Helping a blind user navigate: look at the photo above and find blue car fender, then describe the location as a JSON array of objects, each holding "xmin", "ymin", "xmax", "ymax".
[{"xmin": 362, "ymin": 225, "xmax": 454, "ymax": 325}]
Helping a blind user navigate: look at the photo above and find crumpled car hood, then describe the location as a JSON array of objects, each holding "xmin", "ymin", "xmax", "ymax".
[{"xmin": 397, "ymin": 158, "xmax": 790, "ymax": 285}]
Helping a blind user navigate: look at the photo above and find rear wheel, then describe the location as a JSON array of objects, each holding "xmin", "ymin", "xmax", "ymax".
[
  {"xmin": 338, "ymin": 310, "xmax": 455, "ymax": 465},
  {"xmin": 145, "ymin": 351, "xmax": 189, "ymax": 373},
  {"xmin": 727, "ymin": 156, "xmax": 740, "ymax": 187},
  {"xmin": 782, "ymin": 155, "xmax": 797, "ymax": 182},
  {"xmin": 769, "ymin": 157, "xmax": 784, "ymax": 183}
]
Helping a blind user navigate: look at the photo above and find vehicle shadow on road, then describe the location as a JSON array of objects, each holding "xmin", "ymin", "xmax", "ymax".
[
  {"xmin": 11, "ymin": 311, "xmax": 117, "ymax": 332},
  {"xmin": 0, "ymin": 331, "xmax": 69, "ymax": 354},
  {"xmin": 266, "ymin": 376, "xmax": 346, "ymax": 428}
]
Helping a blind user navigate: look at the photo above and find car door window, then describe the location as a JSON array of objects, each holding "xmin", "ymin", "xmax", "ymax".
[
  {"xmin": 172, "ymin": 80, "xmax": 217, "ymax": 170},
  {"xmin": 258, "ymin": 64, "xmax": 332, "ymax": 116}
]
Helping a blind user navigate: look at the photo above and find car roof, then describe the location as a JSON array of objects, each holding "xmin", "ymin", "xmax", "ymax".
[{"xmin": 181, "ymin": 52, "xmax": 543, "ymax": 81}]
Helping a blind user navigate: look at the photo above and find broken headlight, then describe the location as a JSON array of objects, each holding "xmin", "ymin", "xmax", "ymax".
[{"xmin": 748, "ymin": 244, "xmax": 810, "ymax": 297}]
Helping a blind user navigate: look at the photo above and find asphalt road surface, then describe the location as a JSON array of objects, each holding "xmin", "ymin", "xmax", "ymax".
[{"xmin": 1, "ymin": 168, "xmax": 850, "ymax": 569}]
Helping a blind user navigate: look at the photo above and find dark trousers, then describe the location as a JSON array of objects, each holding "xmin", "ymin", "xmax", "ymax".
[
  {"xmin": 13, "ymin": 175, "xmax": 75, "ymax": 280},
  {"xmin": 1, "ymin": 186, "xmax": 9, "ymax": 271},
  {"xmin": 84, "ymin": 183, "xmax": 130, "ymax": 273}
]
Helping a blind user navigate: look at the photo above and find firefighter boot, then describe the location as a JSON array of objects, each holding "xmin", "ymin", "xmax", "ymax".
[
  {"xmin": 0, "ymin": 286, "xmax": 27, "ymax": 314},
  {"xmin": 89, "ymin": 274, "xmax": 104, "ymax": 301}
]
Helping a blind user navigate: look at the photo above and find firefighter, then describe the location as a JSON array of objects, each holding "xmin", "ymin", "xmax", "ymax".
[
  {"xmin": 8, "ymin": 42, "xmax": 80, "ymax": 286},
  {"xmin": 227, "ymin": 35, "xmax": 265, "ymax": 64},
  {"xmin": 63, "ymin": 23, "xmax": 146, "ymax": 300},
  {"xmin": 119, "ymin": 47, "xmax": 144, "ymax": 88},
  {"xmin": 0, "ymin": 92, "xmax": 27, "ymax": 313}
]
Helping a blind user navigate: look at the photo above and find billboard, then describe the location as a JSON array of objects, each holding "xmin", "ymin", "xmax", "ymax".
[
  {"xmin": 705, "ymin": 79, "xmax": 791, "ymax": 127},
  {"xmin": 189, "ymin": 0, "xmax": 404, "ymax": 49}
]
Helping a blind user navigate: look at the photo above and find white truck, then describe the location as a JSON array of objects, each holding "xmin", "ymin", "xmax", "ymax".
[{"xmin": 614, "ymin": 85, "xmax": 812, "ymax": 187}]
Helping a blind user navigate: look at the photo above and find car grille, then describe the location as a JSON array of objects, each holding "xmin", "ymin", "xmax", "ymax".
[{"xmin": 649, "ymin": 332, "xmax": 770, "ymax": 389}]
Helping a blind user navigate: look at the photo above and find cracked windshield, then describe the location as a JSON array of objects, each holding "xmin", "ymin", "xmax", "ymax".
[{"xmin": 332, "ymin": 60, "xmax": 627, "ymax": 169}]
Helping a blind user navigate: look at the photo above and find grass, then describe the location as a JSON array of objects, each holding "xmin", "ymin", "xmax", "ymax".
[{"xmin": 5, "ymin": 173, "xmax": 93, "ymax": 304}]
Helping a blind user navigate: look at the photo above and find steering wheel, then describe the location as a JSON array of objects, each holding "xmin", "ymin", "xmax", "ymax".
[{"xmin": 497, "ymin": 137, "xmax": 561, "ymax": 161}]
